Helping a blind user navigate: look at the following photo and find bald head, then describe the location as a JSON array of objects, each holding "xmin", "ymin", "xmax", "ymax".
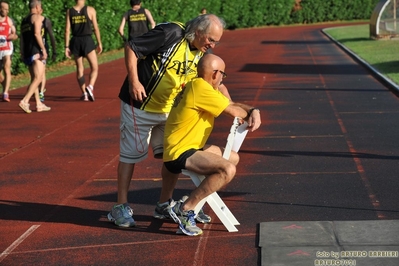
[{"xmin": 197, "ymin": 54, "xmax": 226, "ymax": 88}]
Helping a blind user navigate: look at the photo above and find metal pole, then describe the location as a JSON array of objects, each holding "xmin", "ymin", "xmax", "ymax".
[{"xmin": 394, "ymin": 0, "xmax": 397, "ymax": 30}]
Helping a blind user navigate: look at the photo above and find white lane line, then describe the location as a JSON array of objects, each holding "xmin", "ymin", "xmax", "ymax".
[
  {"xmin": 9, "ymin": 233, "xmax": 255, "ymax": 255},
  {"xmin": 194, "ymin": 223, "xmax": 212, "ymax": 266},
  {"xmin": 0, "ymin": 225, "xmax": 40, "ymax": 263}
]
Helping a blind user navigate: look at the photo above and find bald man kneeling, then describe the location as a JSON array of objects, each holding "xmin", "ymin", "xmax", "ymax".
[{"xmin": 160, "ymin": 54, "xmax": 262, "ymax": 236}]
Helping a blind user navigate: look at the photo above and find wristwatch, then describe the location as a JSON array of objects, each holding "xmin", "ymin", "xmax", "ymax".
[
  {"xmin": 246, "ymin": 107, "xmax": 259, "ymax": 119},
  {"xmin": 248, "ymin": 108, "xmax": 260, "ymax": 115}
]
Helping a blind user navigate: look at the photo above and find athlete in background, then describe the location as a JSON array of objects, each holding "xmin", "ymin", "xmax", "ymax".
[
  {"xmin": 118, "ymin": 0, "xmax": 155, "ymax": 42},
  {"xmin": 38, "ymin": 15, "xmax": 56, "ymax": 102},
  {"xmin": 19, "ymin": 0, "xmax": 50, "ymax": 113},
  {"xmin": 65, "ymin": 0, "xmax": 102, "ymax": 101},
  {"xmin": 0, "ymin": 0, "xmax": 18, "ymax": 102}
]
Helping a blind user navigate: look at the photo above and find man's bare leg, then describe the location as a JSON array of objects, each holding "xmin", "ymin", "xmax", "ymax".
[
  {"xmin": 117, "ymin": 161, "xmax": 135, "ymax": 204},
  {"xmin": 107, "ymin": 161, "xmax": 137, "ymax": 227},
  {"xmin": 74, "ymin": 56, "xmax": 86, "ymax": 94},
  {"xmin": 3, "ymin": 55, "xmax": 11, "ymax": 95},
  {"xmin": 182, "ymin": 150, "xmax": 237, "ymax": 211},
  {"xmin": 21, "ymin": 60, "xmax": 45, "ymax": 103},
  {"xmin": 86, "ymin": 50, "xmax": 98, "ymax": 88},
  {"xmin": 159, "ymin": 164, "xmax": 179, "ymax": 203},
  {"xmin": 84, "ymin": 50, "xmax": 98, "ymax": 101},
  {"xmin": 19, "ymin": 60, "xmax": 49, "ymax": 113}
]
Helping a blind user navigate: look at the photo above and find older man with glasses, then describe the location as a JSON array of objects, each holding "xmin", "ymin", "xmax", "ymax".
[{"xmin": 107, "ymin": 14, "xmax": 260, "ymax": 231}]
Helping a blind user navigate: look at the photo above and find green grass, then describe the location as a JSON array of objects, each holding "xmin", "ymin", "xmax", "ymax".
[
  {"xmin": 10, "ymin": 49, "xmax": 124, "ymax": 90},
  {"xmin": 324, "ymin": 24, "xmax": 399, "ymax": 85}
]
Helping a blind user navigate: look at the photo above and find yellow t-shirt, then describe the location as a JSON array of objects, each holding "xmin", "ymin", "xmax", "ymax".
[
  {"xmin": 141, "ymin": 40, "xmax": 202, "ymax": 113},
  {"xmin": 163, "ymin": 77, "xmax": 230, "ymax": 162}
]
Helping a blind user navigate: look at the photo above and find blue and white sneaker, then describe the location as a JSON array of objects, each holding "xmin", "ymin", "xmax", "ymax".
[
  {"xmin": 107, "ymin": 204, "xmax": 136, "ymax": 227},
  {"xmin": 180, "ymin": 195, "xmax": 211, "ymax": 224},
  {"xmin": 168, "ymin": 200, "xmax": 203, "ymax": 236}
]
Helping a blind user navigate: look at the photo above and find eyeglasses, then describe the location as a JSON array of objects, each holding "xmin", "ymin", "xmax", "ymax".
[
  {"xmin": 214, "ymin": 70, "xmax": 227, "ymax": 79},
  {"xmin": 207, "ymin": 37, "xmax": 220, "ymax": 46}
]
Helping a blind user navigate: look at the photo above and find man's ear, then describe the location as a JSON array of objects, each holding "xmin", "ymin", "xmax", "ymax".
[{"xmin": 211, "ymin": 70, "xmax": 217, "ymax": 80}]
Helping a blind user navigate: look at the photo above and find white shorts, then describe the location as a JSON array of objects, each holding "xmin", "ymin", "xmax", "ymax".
[
  {"xmin": 0, "ymin": 41, "xmax": 13, "ymax": 60},
  {"xmin": 119, "ymin": 100, "xmax": 168, "ymax": 164},
  {"xmin": 0, "ymin": 49, "xmax": 12, "ymax": 61}
]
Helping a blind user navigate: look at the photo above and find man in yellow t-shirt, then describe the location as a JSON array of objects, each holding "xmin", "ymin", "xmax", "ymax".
[{"xmin": 163, "ymin": 54, "xmax": 261, "ymax": 236}]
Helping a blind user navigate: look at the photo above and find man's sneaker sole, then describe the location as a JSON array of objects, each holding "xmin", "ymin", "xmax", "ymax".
[
  {"xmin": 153, "ymin": 210, "xmax": 170, "ymax": 220},
  {"xmin": 176, "ymin": 227, "xmax": 203, "ymax": 236}
]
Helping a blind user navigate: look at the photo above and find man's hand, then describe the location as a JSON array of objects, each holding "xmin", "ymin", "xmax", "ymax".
[
  {"xmin": 247, "ymin": 109, "xmax": 261, "ymax": 132},
  {"xmin": 7, "ymin": 33, "xmax": 17, "ymax": 41},
  {"xmin": 96, "ymin": 44, "xmax": 103, "ymax": 54},
  {"xmin": 129, "ymin": 80, "xmax": 147, "ymax": 102},
  {"xmin": 41, "ymin": 50, "xmax": 48, "ymax": 60},
  {"xmin": 65, "ymin": 47, "xmax": 71, "ymax": 59}
]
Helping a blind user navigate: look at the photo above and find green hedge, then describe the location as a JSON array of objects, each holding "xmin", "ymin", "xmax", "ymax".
[
  {"xmin": 290, "ymin": 0, "xmax": 381, "ymax": 24},
  {"xmin": 8, "ymin": 0, "xmax": 379, "ymax": 75}
]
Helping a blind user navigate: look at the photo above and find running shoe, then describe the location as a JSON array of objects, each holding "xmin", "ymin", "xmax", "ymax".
[
  {"xmin": 85, "ymin": 86, "xmax": 95, "ymax": 101},
  {"xmin": 196, "ymin": 208, "xmax": 212, "ymax": 224},
  {"xmin": 80, "ymin": 93, "xmax": 89, "ymax": 101},
  {"xmin": 36, "ymin": 104, "xmax": 51, "ymax": 112},
  {"xmin": 39, "ymin": 92, "xmax": 45, "ymax": 102},
  {"xmin": 180, "ymin": 195, "xmax": 211, "ymax": 223},
  {"xmin": 19, "ymin": 101, "xmax": 32, "ymax": 114},
  {"xmin": 2, "ymin": 93, "xmax": 10, "ymax": 102},
  {"xmin": 168, "ymin": 200, "xmax": 203, "ymax": 236},
  {"xmin": 107, "ymin": 204, "xmax": 136, "ymax": 227},
  {"xmin": 153, "ymin": 199, "xmax": 173, "ymax": 219}
]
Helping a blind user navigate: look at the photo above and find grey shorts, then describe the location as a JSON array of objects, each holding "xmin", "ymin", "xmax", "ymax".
[{"xmin": 119, "ymin": 100, "xmax": 168, "ymax": 164}]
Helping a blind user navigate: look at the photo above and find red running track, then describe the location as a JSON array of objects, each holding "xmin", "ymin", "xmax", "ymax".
[{"xmin": 1, "ymin": 23, "xmax": 399, "ymax": 265}]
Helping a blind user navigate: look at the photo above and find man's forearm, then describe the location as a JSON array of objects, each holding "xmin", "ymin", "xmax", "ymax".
[{"xmin": 125, "ymin": 44, "xmax": 138, "ymax": 84}]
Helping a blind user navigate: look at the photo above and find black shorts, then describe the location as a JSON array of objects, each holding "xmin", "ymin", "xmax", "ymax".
[
  {"xmin": 70, "ymin": 35, "xmax": 96, "ymax": 57},
  {"xmin": 164, "ymin": 149, "xmax": 198, "ymax": 174},
  {"xmin": 23, "ymin": 53, "xmax": 46, "ymax": 66}
]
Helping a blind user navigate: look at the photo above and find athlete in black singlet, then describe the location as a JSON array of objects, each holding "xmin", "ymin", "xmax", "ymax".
[
  {"xmin": 19, "ymin": 0, "xmax": 50, "ymax": 113},
  {"xmin": 65, "ymin": 0, "xmax": 102, "ymax": 102},
  {"xmin": 118, "ymin": 0, "xmax": 155, "ymax": 42}
]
